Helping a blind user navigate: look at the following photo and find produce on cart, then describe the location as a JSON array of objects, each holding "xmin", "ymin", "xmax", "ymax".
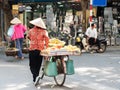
[{"xmin": 41, "ymin": 38, "xmax": 81, "ymax": 56}]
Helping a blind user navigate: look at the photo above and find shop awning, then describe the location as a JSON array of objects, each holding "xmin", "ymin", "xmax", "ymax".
[{"xmin": 16, "ymin": 0, "xmax": 65, "ymax": 3}]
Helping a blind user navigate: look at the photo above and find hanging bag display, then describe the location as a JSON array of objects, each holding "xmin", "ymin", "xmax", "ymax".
[
  {"xmin": 66, "ymin": 59, "xmax": 75, "ymax": 75},
  {"xmin": 44, "ymin": 57, "xmax": 58, "ymax": 77}
]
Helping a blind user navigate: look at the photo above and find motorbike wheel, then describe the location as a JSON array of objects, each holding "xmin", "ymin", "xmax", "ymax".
[{"xmin": 96, "ymin": 43, "xmax": 106, "ymax": 53}]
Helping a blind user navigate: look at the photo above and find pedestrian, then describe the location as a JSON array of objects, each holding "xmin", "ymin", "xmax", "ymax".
[
  {"xmin": 85, "ymin": 23, "xmax": 102, "ymax": 51},
  {"xmin": 10, "ymin": 17, "xmax": 27, "ymax": 59},
  {"xmin": 27, "ymin": 17, "xmax": 49, "ymax": 85}
]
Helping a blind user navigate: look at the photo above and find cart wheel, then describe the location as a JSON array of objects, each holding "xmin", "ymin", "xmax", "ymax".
[{"xmin": 54, "ymin": 59, "xmax": 66, "ymax": 86}]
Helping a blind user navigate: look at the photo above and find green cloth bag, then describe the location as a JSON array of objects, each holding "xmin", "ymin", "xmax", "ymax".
[
  {"xmin": 44, "ymin": 57, "xmax": 58, "ymax": 77},
  {"xmin": 66, "ymin": 59, "xmax": 75, "ymax": 75}
]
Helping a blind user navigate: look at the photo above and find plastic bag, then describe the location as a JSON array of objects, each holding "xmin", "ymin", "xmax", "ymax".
[
  {"xmin": 7, "ymin": 25, "xmax": 14, "ymax": 37},
  {"xmin": 66, "ymin": 59, "xmax": 75, "ymax": 75},
  {"xmin": 44, "ymin": 57, "xmax": 58, "ymax": 77}
]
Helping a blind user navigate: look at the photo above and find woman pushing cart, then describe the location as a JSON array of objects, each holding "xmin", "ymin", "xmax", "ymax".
[{"xmin": 27, "ymin": 17, "xmax": 81, "ymax": 87}]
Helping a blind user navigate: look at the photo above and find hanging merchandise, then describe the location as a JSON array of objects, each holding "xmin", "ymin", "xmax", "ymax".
[
  {"xmin": 98, "ymin": 17, "xmax": 104, "ymax": 33},
  {"xmin": 46, "ymin": 5, "xmax": 55, "ymax": 30},
  {"xmin": 65, "ymin": 10, "xmax": 73, "ymax": 24}
]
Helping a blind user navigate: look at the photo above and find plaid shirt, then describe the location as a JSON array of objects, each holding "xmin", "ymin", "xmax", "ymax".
[{"xmin": 28, "ymin": 27, "xmax": 49, "ymax": 51}]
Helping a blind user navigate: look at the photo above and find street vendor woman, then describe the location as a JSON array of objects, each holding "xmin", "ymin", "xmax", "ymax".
[{"xmin": 27, "ymin": 17, "xmax": 49, "ymax": 85}]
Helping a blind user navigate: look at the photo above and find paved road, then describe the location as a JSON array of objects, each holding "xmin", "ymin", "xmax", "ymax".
[{"xmin": 0, "ymin": 46, "xmax": 120, "ymax": 90}]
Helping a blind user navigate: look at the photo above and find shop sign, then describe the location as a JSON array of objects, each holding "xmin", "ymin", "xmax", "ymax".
[
  {"xmin": 92, "ymin": 0, "xmax": 107, "ymax": 6},
  {"xmin": 12, "ymin": 5, "xmax": 19, "ymax": 10},
  {"xmin": 12, "ymin": 10, "xmax": 18, "ymax": 15}
]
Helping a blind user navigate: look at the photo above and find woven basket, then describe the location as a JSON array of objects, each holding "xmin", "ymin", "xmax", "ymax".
[
  {"xmin": 5, "ymin": 48, "xmax": 19, "ymax": 56},
  {"xmin": 22, "ymin": 48, "xmax": 29, "ymax": 54}
]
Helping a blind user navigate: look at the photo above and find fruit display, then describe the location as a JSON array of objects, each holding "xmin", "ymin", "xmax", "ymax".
[
  {"xmin": 48, "ymin": 38, "xmax": 65, "ymax": 47},
  {"xmin": 41, "ymin": 38, "xmax": 81, "ymax": 55},
  {"xmin": 63, "ymin": 45, "xmax": 80, "ymax": 52}
]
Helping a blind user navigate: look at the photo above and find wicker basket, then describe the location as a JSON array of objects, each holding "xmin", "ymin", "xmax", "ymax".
[
  {"xmin": 22, "ymin": 48, "xmax": 29, "ymax": 54},
  {"xmin": 5, "ymin": 48, "xmax": 19, "ymax": 56}
]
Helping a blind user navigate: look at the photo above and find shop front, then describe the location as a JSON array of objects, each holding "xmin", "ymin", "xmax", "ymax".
[
  {"xmin": 11, "ymin": 0, "xmax": 98, "ymax": 45},
  {"xmin": 14, "ymin": 2, "xmax": 81, "ymax": 29},
  {"xmin": 97, "ymin": 0, "xmax": 120, "ymax": 45}
]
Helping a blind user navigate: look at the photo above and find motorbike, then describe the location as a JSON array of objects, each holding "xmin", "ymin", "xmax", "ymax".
[
  {"xmin": 75, "ymin": 33, "xmax": 107, "ymax": 53},
  {"xmin": 87, "ymin": 38, "xmax": 107, "ymax": 53}
]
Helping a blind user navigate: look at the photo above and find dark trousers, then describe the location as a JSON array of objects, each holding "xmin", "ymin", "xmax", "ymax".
[
  {"xmin": 29, "ymin": 50, "xmax": 43, "ymax": 82},
  {"xmin": 88, "ymin": 37, "xmax": 101, "ymax": 49}
]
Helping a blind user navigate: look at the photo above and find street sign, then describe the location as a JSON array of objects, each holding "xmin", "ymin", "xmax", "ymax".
[{"xmin": 92, "ymin": 0, "xmax": 107, "ymax": 6}]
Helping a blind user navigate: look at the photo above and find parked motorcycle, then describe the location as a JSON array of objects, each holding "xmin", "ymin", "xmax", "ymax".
[
  {"xmin": 88, "ymin": 38, "xmax": 107, "ymax": 53},
  {"xmin": 75, "ymin": 34, "xmax": 107, "ymax": 53}
]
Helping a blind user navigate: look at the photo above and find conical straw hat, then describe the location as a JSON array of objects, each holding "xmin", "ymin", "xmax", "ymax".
[
  {"xmin": 29, "ymin": 17, "xmax": 46, "ymax": 29},
  {"xmin": 10, "ymin": 17, "xmax": 22, "ymax": 24}
]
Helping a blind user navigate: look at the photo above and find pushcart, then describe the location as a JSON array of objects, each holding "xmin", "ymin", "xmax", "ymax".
[{"xmin": 35, "ymin": 50, "xmax": 81, "ymax": 87}]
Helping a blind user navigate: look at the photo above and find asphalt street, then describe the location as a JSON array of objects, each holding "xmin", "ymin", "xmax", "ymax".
[{"xmin": 0, "ymin": 46, "xmax": 120, "ymax": 90}]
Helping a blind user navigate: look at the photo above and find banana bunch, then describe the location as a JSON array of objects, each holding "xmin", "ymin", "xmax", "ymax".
[
  {"xmin": 48, "ymin": 38, "xmax": 65, "ymax": 47},
  {"xmin": 49, "ymin": 38, "xmax": 61, "ymax": 44},
  {"xmin": 63, "ymin": 45, "xmax": 80, "ymax": 52}
]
